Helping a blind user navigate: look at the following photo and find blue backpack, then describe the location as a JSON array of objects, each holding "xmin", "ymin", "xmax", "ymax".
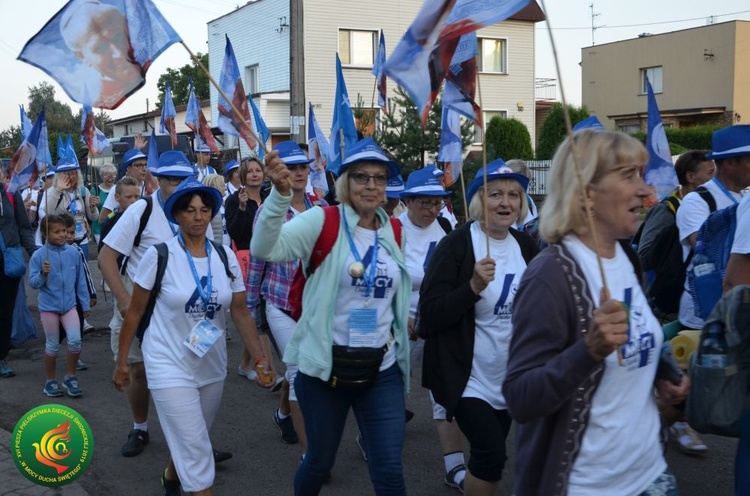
[{"xmin": 687, "ymin": 203, "xmax": 739, "ymax": 320}]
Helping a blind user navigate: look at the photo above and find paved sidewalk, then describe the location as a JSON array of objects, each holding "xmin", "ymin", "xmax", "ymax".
[{"xmin": 1, "ymin": 428, "xmax": 90, "ymax": 496}]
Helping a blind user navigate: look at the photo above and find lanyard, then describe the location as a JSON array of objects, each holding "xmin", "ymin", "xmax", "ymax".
[
  {"xmin": 342, "ymin": 212, "xmax": 379, "ymax": 298},
  {"xmin": 67, "ymin": 192, "xmax": 78, "ymax": 216},
  {"xmin": 157, "ymin": 191, "xmax": 179, "ymax": 236},
  {"xmin": 179, "ymin": 233, "xmax": 213, "ymax": 312},
  {"xmin": 713, "ymin": 178, "xmax": 739, "ymax": 205}
]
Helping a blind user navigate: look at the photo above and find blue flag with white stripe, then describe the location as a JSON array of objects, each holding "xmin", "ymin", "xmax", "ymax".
[
  {"xmin": 328, "ymin": 54, "xmax": 359, "ymax": 176},
  {"xmin": 644, "ymin": 79, "xmax": 678, "ymax": 200}
]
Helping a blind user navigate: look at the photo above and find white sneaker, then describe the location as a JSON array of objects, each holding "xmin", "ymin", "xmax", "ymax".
[
  {"xmin": 670, "ymin": 421, "xmax": 709, "ymax": 455},
  {"xmin": 237, "ymin": 365, "xmax": 258, "ymax": 381},
  {"xmin": 83, "ymin": 320, "xmax": 95, "ymax": 332}
]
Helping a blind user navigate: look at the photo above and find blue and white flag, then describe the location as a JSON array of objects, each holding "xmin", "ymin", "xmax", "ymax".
[
  {"xmin": 644, "ymin": 78, "xmax": 678, "ymax": 200},
  {"xmin": 443, "ymin": 32, "xmax": 479, "ymax": 124},
  {"xmin": 384, "ymin": 0, "xmax": 530, "ymax": 125},
  {"xmin": 218, "ymin": 36, "xmax": 256, "ymax": 150},
  {"xmin": 308, "ymin": 104, "xmax": 330, "ymax": 195},
  {"xmin": 18, "ymin": 0, "xmax": 181, "ymax": 109},
  {"xmin": 146, "ymin": 128, "xmax": 159, "ymax": 171},
  {"xmin": 328, "ymin": 54, "xmax": 359, "ymax": 176},
  {"xmin": 438, "ymin": 89, "xmax": 463, "ymax": 187},
  {"xmin": 160, "ymin": 81, "xmax": 177, "ymax": 146},
  {"xmin": 372, "ymin": 30, "xmax": 387, "ymax": 112},
  {"xmin": 248, "ymin": 97, "xmax": 270, "ymax": 158},
  {"xmin": 7, "ymin": 109, "xmax": 46, "ymax": 193},
  {"xmin": 36, "ymin": 109, "xmax": 52, "ymax": 169},
  {"xmin": 81, "ymin": 105, "xmax": 110, "ymax": 155},
  {"xmin": 20, "ymin": 106, "xmax": 33, "ymax": 140},
  {"xmin": 185, "ymin": 77, "xmax": 219, "ymax": 153}
]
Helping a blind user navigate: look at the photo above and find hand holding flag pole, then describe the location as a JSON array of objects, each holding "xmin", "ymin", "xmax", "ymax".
[{"xmin": 538, "ymin": 0, "xmax": 622, "ymax": 366}]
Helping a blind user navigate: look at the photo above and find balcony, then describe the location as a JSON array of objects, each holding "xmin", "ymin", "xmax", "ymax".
[{"xmin": 535, "ymin": 78, "xmax": 557, "ymax": 101}]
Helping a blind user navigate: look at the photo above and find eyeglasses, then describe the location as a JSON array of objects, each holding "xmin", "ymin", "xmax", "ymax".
[
  {"xmin": 350, "ymin": 172, "xmax": 388, "ymax": 186},
  {"xmin": 101, "ymin": 174, "xmax": 116, "ymax": 180},
  {"xmin": 416, "ymin": 199, "xmax": 445, "ymax": 211}
]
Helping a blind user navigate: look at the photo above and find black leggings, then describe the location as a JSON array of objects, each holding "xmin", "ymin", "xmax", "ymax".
[
  {"xmin": 453, "ymin": 397, "xmax": 512, "ymax": 482},
  {"xmin": 0, "ymin": 270, "xmax": 21, "ymax": 360}
]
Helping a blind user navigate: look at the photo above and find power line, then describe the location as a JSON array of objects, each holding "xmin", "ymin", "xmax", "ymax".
[{"xmin": 540, "ymin": 9, "xmax": 750, "ymax": 30}]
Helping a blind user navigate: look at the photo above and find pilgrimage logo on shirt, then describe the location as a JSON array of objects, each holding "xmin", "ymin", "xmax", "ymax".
[
  {"xmin": 351, "ymin": 246, "xmax": 393, "ymax": 299},
  {"xmin": 493, "ymin": 274, "xmax": 518, "ymax": 320},
  {"xmin": 619, "ymin": 287, "xmax": 656, "ymax": 369},
  {"xmin": 185, "ymin": 276, "xmax": 222, "ymax": 320}
]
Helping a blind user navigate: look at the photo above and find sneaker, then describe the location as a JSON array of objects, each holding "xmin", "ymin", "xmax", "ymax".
[
  {"xmin": 670, "ymin": 421, "xmax": 709, "ymax": 455},
  {"xmin": 273, "ymin": 409, "xmax": 298, "ymax": 444},
  {"xmin": 121, "ymin": 429, "xmax": 149, "ymax": 457},
  {"xmin": 43, "ymin": 380, "xmax": 63, "ymax": 397},
  {"xmin": 62, "ymin": 375, "xmax": 82, "ymax": 397},
  {"xmin": 355, "ymin": 433, "xmax": 368, "ymax": 462},
  {"xmin": 0, "ymin": 360, "xmax": 15, "ymax": 378},
  {"xmin": 445, "ymin": 463, "xmax": 466, "ymax": 493},
  {"xmin": 238, "ymin": 365, "xmax": 258, "ymax": 381},
  {"xmin": 269, "ymin": 376, "xmax": 284, "ymax": 393},
  {"xmin": 76, "ymin": 359, "xmax": 89, "ymax": 371},
  {"xmin": 213, "ymin": 449, "xmax": 232, "ymax": 464},
  {"xmin": 161, "ymin": 468, "xmax": 181, "ymax": 496},
  {"xmin": 83, "ymin": 320, "xmax": 95, "ymax": 332}
]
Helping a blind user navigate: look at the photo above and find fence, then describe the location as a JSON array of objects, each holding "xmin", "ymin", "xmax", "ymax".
[{"xmin": 526, "ymin": 160, "xmax": 552, "ymax": 196}]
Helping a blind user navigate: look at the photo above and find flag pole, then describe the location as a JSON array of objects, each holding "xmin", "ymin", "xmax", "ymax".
[
  {"xmin": 476, "ymin": 73, "xmax": 490, "ymax": 257},
  {"xmin": 539, "ymin": 0, "xmax": 622, "ymax": 365},
  {"xmin": 459, "ymin": 168, "xmax": 468, "ymax": 222},
  {"xmin": 181, "ymin": 42, "xmax": 268, "ymax": 155}
]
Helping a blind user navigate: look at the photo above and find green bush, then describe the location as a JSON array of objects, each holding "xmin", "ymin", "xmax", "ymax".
[
  {"xmin": 485, "ymin": 116, "xmax": 534, "ymax": 162},
  {"xmin": 536, "ymin": 103, "xmax": 590, "ymax": 160}
]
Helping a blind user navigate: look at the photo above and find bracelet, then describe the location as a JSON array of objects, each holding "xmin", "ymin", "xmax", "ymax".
[{"xmin": 254, "ymin": 356, "xmax": 268, "ymax": 366}]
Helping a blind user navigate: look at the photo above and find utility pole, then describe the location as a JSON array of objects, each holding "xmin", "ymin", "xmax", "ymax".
[
  {"xmin": 590, "ymin": 3, "xmax": 602, "ymax": 46},
  {"xmin": 290, "ymin": 0, "xmax": 306, "ymax": 143}
]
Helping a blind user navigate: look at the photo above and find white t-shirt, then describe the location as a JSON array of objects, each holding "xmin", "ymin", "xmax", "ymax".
[
  {"xmin": 563, "ymin": 235, "xmax": 666, "ymax": 496},
  {"xmin": 195, "ymin": 164, "xmax": 217, "ymax": 183},
  {"xmin": 333, "ymin": 226, "xmax": 401, "ymax": 371},
  {"xmin": 21, "ymin": 188, "xmax": 39, "ymax": 213},
  {"xmin": 103, "ymin": 190, "xmax": 213, "ymax": 281},
  {"xmin": 438, "ymin": 205, "xmax": 458, "ymax": 229},
  {"xmin": 731, "ymin": 193, "xmax": 750, "ymax": 255},
  {"xmin": 515, "ymin": 194, "xmax": 538, "ymax": 229},
  {"xmin": 398, "ymin": 212, "xmax": 447, "ymax": 319},
  {"xmin": 462, "ymin": 222, "xmax": 527, "ymax": 409},
  {"xmin": 102, "ymin": 180, "xmax": 144, "ymax": 212},
  {"xmin": 135, "ymin": 237, "xmax": 244, "ymax": 389},
  {"xmin": 676, "ymin": 178, "xmax": 742, "ymax": 328}
]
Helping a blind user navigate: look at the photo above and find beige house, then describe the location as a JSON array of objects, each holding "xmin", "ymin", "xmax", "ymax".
[
  {"xmin": 581, "ymin": 20, "xmax": 750, "ymax": 132},
  {"xmin": 207, "ymin": 0, "xmax": 545, "ymax": 156}
]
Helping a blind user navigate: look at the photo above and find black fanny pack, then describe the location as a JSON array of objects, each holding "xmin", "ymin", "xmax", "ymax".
[{"xmin": 328, "ymin": 344, "xmax": 388, "ymax": 392}]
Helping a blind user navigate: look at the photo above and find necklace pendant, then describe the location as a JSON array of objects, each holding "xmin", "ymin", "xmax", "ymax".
[{"xmin": 349, "ymin": 261, "xmax": 365, "ymax": 278}]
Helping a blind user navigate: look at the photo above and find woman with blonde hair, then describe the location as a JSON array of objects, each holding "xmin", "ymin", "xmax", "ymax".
[{"xmin": 504, "ymin": 130, "xmax": 690, "ymax": 496}]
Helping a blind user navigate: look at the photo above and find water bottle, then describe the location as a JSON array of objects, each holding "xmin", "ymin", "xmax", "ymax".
[
  {"xmin": 699, "ymin": 321, "xmax": 729, "ymax": 369},
  {"xmin": 692, "ymin": 241, "xmax": 723, "ymax": 320}
]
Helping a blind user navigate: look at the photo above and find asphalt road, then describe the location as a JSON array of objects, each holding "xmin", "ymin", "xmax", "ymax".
[{"xmin": 0, "ymin": 258, "xmax": 738, "ymax": 495}]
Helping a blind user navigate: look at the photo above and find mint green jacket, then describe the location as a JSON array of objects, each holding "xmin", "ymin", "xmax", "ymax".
[{"xmin": 251, "ymin": 188, "xmax": 411, "ymax": 390}]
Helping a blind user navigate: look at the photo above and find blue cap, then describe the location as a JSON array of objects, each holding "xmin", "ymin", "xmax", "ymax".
[
  {"xmin": 425, "ymin": 164, "xmax": 444, "ymax": 177},
  {"xmin": 223, "ymin": 160, "xmax": 240, "ymax": 177},
  {"xmin": 401, "ymin": 168, "xmax": 450, "ymax": 198},
  {"xmin": 466, "ymin": 158, "xmax": 529, "ymax": 203},
  {"xmin": 194, "ymin": 142, "xmax": 212, "ymax": 154},
  {"xmin": 153, "ymin": 151, "xmax": 195, "ymax": 178},
  {"xmin": 121, "ymin": 148, "xmax": 147, "ymax": 172},
  {"xmin": 45, "ymin": 166, "xmax": 57, "ymax": 177},
  {"xmin": 706, "ymin": 125, "xmax": 750, "ymax": 160},
  {"xmin": 386, "ymin": 174, "xmax": 404, "ymax": 199},
  {"xmin": 273, "ymin": 141, "xmax": 314, "ymax": 166},
  {"xmin": 572, "ymin": 116, "xmax": 604, "ymax": 132},
  {"xmin": 56, "ymin": 134, "xmax": 80, "ymax": 171},
  {"xmin": 338, "ymin": 137, "xmax": 399, "ymax": 179},
  {"xmin": 163, "ymin": 177, "xmax": 223, "ymax": 224}
]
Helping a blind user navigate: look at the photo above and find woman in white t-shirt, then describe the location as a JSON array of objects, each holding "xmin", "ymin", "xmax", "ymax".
[
  {"xmin": 504, "ymin": 130, "xmax": 691, "ymax": 496},
  {"xmin": 421, "ymin": 161, "xmax": 539, "ymax": 495},
  {"xmin": 113, "ymin": 177, "xmax": 273, "ymax": 496}
]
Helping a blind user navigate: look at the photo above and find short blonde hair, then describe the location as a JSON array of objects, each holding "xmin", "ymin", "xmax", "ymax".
[
  {"xmin": 539, "ymin": 130, "xmax": 647, "ymax": 243},
  {"xmin": 468, "ymin": 178, "xmax": 528, "ymax": 224},
  {"xmin": 506, "ymin": 159, "xmax": 530, "ymax": 178},
  {"xmin": 99, "ymin": 163, "xmax": 117, "ymax": 179},
  {"xmin": 53, "ymin": 169, "xmax": 83, "ymax": 190},
  {"xmin": 334, "ymin": 162, "xmax": 388, "ymax": 206},
  {"xmin": 202, "ymin": 173, "xmax": 225, "ymax": 190}
]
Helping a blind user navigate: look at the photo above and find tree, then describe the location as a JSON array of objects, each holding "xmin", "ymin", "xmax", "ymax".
[
  {"xmin": 536, "ymin": 103, "xmax": 591, "ymax": 160},
  {"xmin": 0, "ymin": 126, "xmax": 22, "ymax": 158},
  {"xmin": 485, "ymin": 116, "xmax": 534, "ymax": 161},
  {"xmin": 377, "ymin": 86, "xmax": 472, "ymax": 178},
  {"xmin": 156, "ymin": 53, "xmax": 209, "ymax": 107},
  {"xmin": 27, "ymin": 82, "xmax": 78, "ymax": 134}
]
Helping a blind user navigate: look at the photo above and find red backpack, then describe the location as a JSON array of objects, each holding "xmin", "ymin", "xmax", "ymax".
[{"xmin": 288, "ymin": 206, "xmax": 402, "ymax": 321}]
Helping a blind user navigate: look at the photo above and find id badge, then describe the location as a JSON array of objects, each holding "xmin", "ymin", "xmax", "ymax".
[
  {"xmin": 74, "ymin": 220, "xmax": 85, "ymax": 239},
  {"xmin": 184, "ymin": 319, "xmax": 223, "ymax": 357},
  {"xmin": 349, "ymin": 308, "xmax": 378, "ymax": 347}
]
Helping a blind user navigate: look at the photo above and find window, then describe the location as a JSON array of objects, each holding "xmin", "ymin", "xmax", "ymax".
[
  {"xmin": 641, "ymin": 66, "xmax": 663, "ymax": 93},
  {"xmin": 245, "ymin": 65, "xmax": 259, "ymax": 95},
  {"xmin": 619, "ymin": 124, "xmax": 641, "ymax": 134},
  {"xmin": 339, "ymin": 29, "xmax": 377, "ymax": 66},
  {"xmin": 473, "ymin": 111, "xmax": 507, "ymax": 144},
  {"xmin": 478, "ymin": 38, "xmax": 507, "ymax": 73}
]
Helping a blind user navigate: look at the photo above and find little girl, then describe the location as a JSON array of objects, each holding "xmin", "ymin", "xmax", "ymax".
[{"xmin": 29, "ymin": 214, "xmax": 90, "ymax": 397}]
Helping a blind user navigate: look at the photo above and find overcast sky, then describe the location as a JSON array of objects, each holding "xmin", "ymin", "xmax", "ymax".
[{"xmin": 0, "ymin": 0, "xmax": 748, "ymax": 132}]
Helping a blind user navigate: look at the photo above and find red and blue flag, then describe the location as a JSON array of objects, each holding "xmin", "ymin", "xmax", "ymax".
[
  {"xmin": 185, "ymin": 77, "xmax": 220, "ymax": 154},
  {"xmin": 218, "ymin": 36, "xmax": 257, "ymax": 151}
]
